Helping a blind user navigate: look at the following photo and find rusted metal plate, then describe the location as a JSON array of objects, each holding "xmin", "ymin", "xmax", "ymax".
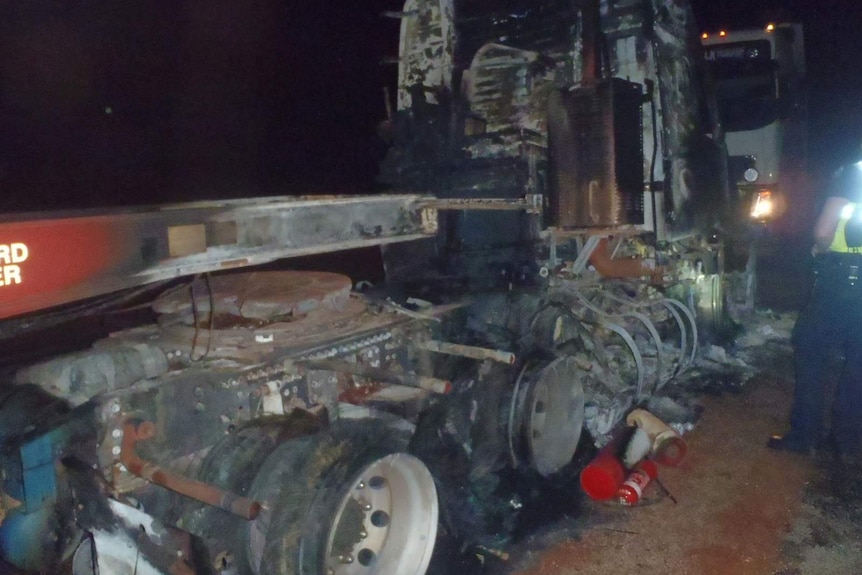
[
  {"xmin": 148, "ymin": 296, "xmax": 371, "ymax": 361},
  {"xmin": 152, "ymin": 271, "xmax": 353, "ymax": 323},
  {"xmin": 0, "ymin": 195, "xmax": 437, "ymax": 320}
]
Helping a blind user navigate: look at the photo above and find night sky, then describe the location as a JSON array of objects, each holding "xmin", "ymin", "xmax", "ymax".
[{"xmin": 1, "ymin": 0, "xmax": 860, "ymax": 212}]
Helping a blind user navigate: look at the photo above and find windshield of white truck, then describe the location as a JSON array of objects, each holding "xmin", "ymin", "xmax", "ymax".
[{"xmin": 706, "ymin": 39, "xmax": 778, "ymax": 132}]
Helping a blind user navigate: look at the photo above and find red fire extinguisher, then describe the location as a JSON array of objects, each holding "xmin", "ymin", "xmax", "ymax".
[
  {"xmin": 580, "ymin": 450, "xmax": 626, "ymax": 501},
  {"xmin": 616, "ymin": 459, "xmax": 658, "ymax": 506}
]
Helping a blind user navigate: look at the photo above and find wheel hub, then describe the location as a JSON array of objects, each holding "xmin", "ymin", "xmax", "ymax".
[
  {"xmin": 325, "ymin": 453, "xmax": 438, "ymax": 575},
  {"xmin": 509, "ymin": 356, "xmax": 585, "ymax": 476}
]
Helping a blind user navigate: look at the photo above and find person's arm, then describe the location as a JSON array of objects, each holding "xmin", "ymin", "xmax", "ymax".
[{"xmin": 812, "ymin": 196, "xmax": 851, "ymax": 253}]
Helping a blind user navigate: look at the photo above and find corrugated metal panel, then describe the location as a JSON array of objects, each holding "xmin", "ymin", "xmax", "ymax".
[{"xmin": 548, "ymin": 79, "xmax": 644, "ymax": 227}]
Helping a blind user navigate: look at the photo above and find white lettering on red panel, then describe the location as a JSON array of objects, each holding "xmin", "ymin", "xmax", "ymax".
[{"xmin": 0, "ymin": 243, "xmax": 28, "ymax": 287}]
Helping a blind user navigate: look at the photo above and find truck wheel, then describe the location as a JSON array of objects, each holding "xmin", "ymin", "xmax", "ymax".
[
  {"xmin": 179, "ymin": 412, "xmax": 324, "ymax": 573},
  {"xmin": 245, "ymin": 420, "xmax": 438, "ymax": 575},
  {"xmin": 508, "ymin": 356, "xmax": 585, "ymax": 477}
]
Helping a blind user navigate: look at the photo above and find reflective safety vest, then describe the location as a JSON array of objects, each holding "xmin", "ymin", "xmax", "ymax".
[{"xmin": 829, "ymin": 201, "xmax": 862, "ymax": 253}]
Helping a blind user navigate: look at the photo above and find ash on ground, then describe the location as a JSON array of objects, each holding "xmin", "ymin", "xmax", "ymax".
[{"xmin": 429, "ymin": 309, "xmax": 813, "ymax": 574}]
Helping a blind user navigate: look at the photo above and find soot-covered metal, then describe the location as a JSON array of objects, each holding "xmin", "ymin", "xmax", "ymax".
[{"xmin": 0, "ymin": 1, "xmax": 755, "ymax": 573}]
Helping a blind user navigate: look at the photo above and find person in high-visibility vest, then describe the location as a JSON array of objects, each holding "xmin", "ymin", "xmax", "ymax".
[{"xmin": 769, "ymin": 159, "xmax": 862, "ymax": 459}]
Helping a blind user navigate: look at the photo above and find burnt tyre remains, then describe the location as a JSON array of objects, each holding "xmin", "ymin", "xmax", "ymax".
[{"xmin": 244, "ymin": 419, "xmax": 438, "ymax": 575}]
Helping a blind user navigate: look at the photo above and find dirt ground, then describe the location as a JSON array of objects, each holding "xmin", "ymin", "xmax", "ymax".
[{"xmin": 486, "ymin": 338, "xmax": 862, "ymax": 575}]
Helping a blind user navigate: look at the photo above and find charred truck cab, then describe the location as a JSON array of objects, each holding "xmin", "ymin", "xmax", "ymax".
[
  {"xmin": 1, "ymin": 1, "xmax": 746, "ymax": 575},
  {"xmin": 380, "ymin": 0, "xmax": 737, "ymax": 329}
]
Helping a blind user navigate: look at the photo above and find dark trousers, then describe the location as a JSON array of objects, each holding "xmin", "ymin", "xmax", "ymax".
[{"xmin": 790, "ymin": 258, "xmax": 862, "ymax": 454}]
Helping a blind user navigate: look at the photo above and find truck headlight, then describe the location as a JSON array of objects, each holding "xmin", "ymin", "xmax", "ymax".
[
  {"xmin": 750, "ymin": 190, "xmax": 774, "ymax": 220},
  {"xmin": 743, "ymin": 167, "xmax": 759, "ymax": 183}
]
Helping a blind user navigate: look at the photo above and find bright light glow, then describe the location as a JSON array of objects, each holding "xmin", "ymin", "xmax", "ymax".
[
  {"xmin": 702, "ymin": 32, "xmax": 709, "ymax": 39},
  {"xmin": 841, "ymin": 203, "xmax": 856, "ymax": 220},
  {"xmin": 751, "ymin": 191, "xmax": 774, "ymax": 220},
  {"xmin": 766, "ymin": 23, "xmax": 775, "ymax": 32},
  {"xmin": 719, "ymin": 30, "xmax": 727, "ymax": 37},
  {"xmin": 743, "ymin": 168, "xmax": 759, "ymax": 183}
]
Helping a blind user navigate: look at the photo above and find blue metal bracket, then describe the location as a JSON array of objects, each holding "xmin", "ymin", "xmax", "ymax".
[{"xmin": 20, "ymin": 433, "xmax": 57, "ymax": 512}]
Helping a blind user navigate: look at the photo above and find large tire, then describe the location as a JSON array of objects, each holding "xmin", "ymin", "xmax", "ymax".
[
  {"xmin": 408, "ymin": 355, "xmax": 584, "ymax": 550},
  {"xmin": 179, "ymin": 411, "xmax": 324, "ymax": 573},
  {"xmin": 245, "ymin": 419, "xmax": 438, "ymax": 575}
]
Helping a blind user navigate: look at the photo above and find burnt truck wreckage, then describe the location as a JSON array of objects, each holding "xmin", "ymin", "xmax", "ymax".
[{"xmin": 0, "ymin": 0, "xmax": 752, "ymax": 574}]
